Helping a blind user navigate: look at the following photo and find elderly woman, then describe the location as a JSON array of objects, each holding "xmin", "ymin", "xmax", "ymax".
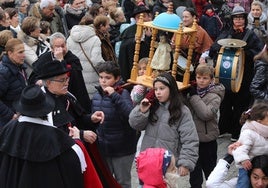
[
  {"xmin": 17, "ymin": 16, "xmax": 50, "ymax": 76},
  {"xmin": 0, "ymin": 38, "xmax": 27, "ymax": 126}
]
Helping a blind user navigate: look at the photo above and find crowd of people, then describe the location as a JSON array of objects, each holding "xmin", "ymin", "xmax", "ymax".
[{"xmin": 0, "ymin": 0, "xmax": 268, "ymax": 187}]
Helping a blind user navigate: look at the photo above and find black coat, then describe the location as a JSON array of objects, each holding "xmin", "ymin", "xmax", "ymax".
[
  {"xmin": 250, "ymin": 59, "xmax": 268, "ymax": 100},
  {"xmin": 30, "ymin": 51, "xmax": 91, "ymax": 112},
  {"xmin": 118, "ymin": 24, "xmax": 150, "ymax": 81},
  {"xmin": 0, "ymin": 120, "xmax": 84, "ymax": 188},
  {"xmin": 65, "ymin": 11, "xmax": 86, "ymax": 30},
  {"xmin": 0, "ymin": 55, "xmax": 27, "ymax": 126}
]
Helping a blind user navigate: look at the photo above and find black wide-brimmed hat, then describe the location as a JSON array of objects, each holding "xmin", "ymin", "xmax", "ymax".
[
  {"xmin": 132, "ymin": 4, "xmax": 151, "ymax": 18},
  {"xmin": 37, "ymin": 60, "xmax": 69, "ymax": 79},
  {"xmin": 13, "ymin": 85, "xmax": 55, "ymax": 117}
]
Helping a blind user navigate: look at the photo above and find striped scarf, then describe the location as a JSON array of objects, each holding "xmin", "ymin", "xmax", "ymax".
[{"xmin": 197, "ymin": 83, "xmax": 215, "ymax": 98}]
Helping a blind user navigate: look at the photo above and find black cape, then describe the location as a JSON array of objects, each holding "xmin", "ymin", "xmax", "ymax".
[{"xmin": 0, "ymin": 120, "xmax": 84, "ymax": 188}]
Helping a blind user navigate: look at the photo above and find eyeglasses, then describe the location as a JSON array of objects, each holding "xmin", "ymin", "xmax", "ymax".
[
  {"xmin": 233, "ymin": 15, "xmax": 245, "ymax": 20},
  {"xmin": 50, "ymin": 77, "xmax": 70, "ymax": 83}
]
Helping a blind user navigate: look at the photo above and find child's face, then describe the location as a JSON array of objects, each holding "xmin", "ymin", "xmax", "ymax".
[
  {"xmin": 99, "ymin": 72, "xmax": 119, "ymax": 89},
  {"xmin": 138, "ymin": 62, "xmax": 147, "ymax": 76},
  {"xmin": 196, "ymin": 73, "xmax": 212, "ymax": 89},
  {"xmin": 154, "ymin": 81, "xmax": 170, "ymax": 103},
  {"xmin": 258, "ymin": 113, "xmax": 268, "ymax": 126}
]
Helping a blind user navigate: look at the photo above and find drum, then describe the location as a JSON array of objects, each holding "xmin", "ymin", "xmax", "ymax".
[
  {"xmin": 215, "ymin": 47, "xmax": 245, "ymax": 93},
  {"xmin": 177, "ymin": 55, "xmax": 194, "ymax": 76}
]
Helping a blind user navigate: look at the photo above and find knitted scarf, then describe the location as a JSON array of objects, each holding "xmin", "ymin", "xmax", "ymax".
[{"xmin": 197, "ymin": 83, "xmax": 215, "ymax": 98}]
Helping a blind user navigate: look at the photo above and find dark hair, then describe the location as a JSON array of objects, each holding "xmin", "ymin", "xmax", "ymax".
[
  {"xmin": 183, "ymin": 7, "xmax": 198, "ymax": 17},
  {"xmin": 79, "ymin": 14, "xmax": 94, "ymax": 25},
  {"xmin": 150, "ymin": 72, "xmax": 184, "ymax": 125},
  {"xmin": 5, "ymin": 8, "xmax": 18, "ymax": 19},
  {"xmin": 96, "ymin": 61, "xmax": 120, "ymax": 78},
  {"xmin": 239, "ymin": 100, "xmax": 268, "ymax": 125},
  {"xmin": 89, "ymin": 3, "xmax": 104, "ymax": 18},
  {"xmin": 249, "ymin": 155, "xmax": 268, "ymax": 187}
]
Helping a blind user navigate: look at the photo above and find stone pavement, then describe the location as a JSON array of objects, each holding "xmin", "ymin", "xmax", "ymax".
[{"xmin": 131, "ymin": 134, "xmax": 238, "ymax": 188}]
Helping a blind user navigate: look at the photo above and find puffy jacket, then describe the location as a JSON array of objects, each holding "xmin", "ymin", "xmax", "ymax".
[
  {"xmin": 91, "ymin": 86, "xmax": 136, "ymax": 157},
  {"xmin": 0, "ymin": 55, "xmax": 27, "ymax": 126}
]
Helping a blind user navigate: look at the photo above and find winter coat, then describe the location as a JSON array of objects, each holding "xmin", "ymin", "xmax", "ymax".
[
  {"xmin": 206, "ymin": 159, "xmax": 237, "ymax": 188},
  {"xmin": 247, "ymin": 12, "xmax": 267, "ymax": 42},
  {"xmin": 31, "ymin": 51, "xmax": 91, "ymax": 112},
  {"xmin": 0, "ymin": 55, "xmax": 27, "ymax": 126},
  {"xmin": 67, "ymin": 25, "xmax": 104, "ymax": 99},
  {"xmin": 199, "ymin": 14, "xmax": 222, "ymax": 41},
  {"xmin": 129, "ymin": 103, "xmax": 199, "ymax": 171},
  {"xmin": 95, "ymin": 30, "xmax": 117, "ymax": 63},
  {"xmin": 232, "ymin": 120, "xmax": 268, "ymax": 167},
  {"xmin": 28, "ymin": 2, "xmax": 66, "ymax": 36},
  {"xmin": 64, "ymin": 5, "xmax": 86, "ymax": 30},
  {"xmin": 152, "ymin": 0, "xmax": 168, "ymax": 17},
  {"xmin": 91, "ymin": 87, "xmax": 136, "ymax": 157},
  {"xmin": 17, "ymin": 31, "xmax": 50, "ymax": 77},
  {"xmin": 118, "ymin": 24, "xmax": 150, "ymax": 81},
  {"xmin": 250, "ymin": 59, "xmax": 268, "ymax": 100},
  {"xmin": 188, "ymin": 83, "xmax": 225, "ymax": 142}
]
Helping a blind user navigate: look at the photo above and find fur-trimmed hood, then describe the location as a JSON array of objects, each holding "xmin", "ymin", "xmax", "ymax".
[{"xmin": 17, "ymin": 31, "xmax": 49, "ymax": 47}]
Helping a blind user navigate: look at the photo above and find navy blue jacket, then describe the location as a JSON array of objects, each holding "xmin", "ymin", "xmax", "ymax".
[
  {"xmin": 91, "ymin": 86, "xmax": 137, "ymax": 157},
  {"xmin": 0, "ymin": 55, "xmax": 27, "ymax": 126}
]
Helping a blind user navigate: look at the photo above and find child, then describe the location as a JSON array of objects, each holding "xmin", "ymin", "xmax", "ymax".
[
  {"xmin": 129, "ymin": 72, "xmax": 199, "ymax": 178},
  {"xmin": 231, "ymin": 100, "xmax": 268, "ymax": 188},
  {"xmin": 91, "ymin": 61, "xmax": 137, "ymax": 188},
  {"xmin": 187, "ymin": 64, "xmax": 225, "ymax": 188},
  {"xmin": 199, "ymin": 3, "xmax": 223, "ymax": 41},
  {"xmin": 136, "ymin": 148, "xmax": 180, "ymax": 188},
  {"xmin": 130, "ymin": 57, "xmax": 149, "ymax": 105}
]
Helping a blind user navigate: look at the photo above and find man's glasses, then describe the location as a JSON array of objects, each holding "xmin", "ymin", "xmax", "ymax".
[
  {"xmin": 50, "ymin": 77, "xmax": 70, "ymax": 83},
  {"xmin": 233, "ymin": 15, "xmax": 245, "ymax": 20}
]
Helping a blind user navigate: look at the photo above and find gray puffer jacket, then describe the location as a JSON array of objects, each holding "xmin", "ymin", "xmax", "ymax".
[{"xmin": 129, "ymin": 103, "xmax": 199, "ymax": 172}]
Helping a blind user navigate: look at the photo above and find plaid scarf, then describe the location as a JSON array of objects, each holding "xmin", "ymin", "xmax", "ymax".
[{"xmin": 197, "ymin": 83, "xmax": 215, "ymax": 98}]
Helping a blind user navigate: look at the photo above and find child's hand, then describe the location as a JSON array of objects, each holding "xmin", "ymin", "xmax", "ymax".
[
  {"xmin": 104, "ymin": 86, "xmax": 115, "ymax": 96},
  {"xmin": 241, "ymin": 159, "xmax": 252, "ymax": 170},
  {"xmin": 178, "ymin": 166, "xmax": 189, "ymax": 176},
  {"xmin": 228, "ymin": 141, "xmax": 242, "ymax": 155},
  {"xmin": 140, "ymin": 98, "xmax": 151, "ymax": 113}
]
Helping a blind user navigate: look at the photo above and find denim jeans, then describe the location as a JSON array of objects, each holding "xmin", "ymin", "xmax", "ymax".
[{"xmin": 236, "ymin": 168, "xmax": 250, "ymax": 188}]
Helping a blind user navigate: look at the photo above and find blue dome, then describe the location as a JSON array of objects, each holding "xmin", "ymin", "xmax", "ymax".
[{"xmin": 152, "ymin": 12, "xmax": 181, "ymax": 30}]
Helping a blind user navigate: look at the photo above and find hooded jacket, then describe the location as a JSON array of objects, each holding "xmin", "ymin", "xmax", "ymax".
[{"xmin": 67, "ymin": 25, "xmax": 104, "ymax": 99}]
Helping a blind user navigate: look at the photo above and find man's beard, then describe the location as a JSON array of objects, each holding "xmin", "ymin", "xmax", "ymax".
[{"xmin": 164, "ymin": 172, "xmax": 180, "ymax": 188}]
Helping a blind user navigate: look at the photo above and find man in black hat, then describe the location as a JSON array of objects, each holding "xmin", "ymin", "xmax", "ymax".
[
  {"xmin": 208, "ymin": 6, "xmax": 263, "ymax": 142},
  {"xmin": 37, "ymin": 59, "xmax": 104, "ymax": 143},
  {"xmin": 118, "ymin": 3, "xmax": 152, "ymax": 81},
  {"xmin": 0, "ymin": 85, "xmax": 85, "ymax": 188}
]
